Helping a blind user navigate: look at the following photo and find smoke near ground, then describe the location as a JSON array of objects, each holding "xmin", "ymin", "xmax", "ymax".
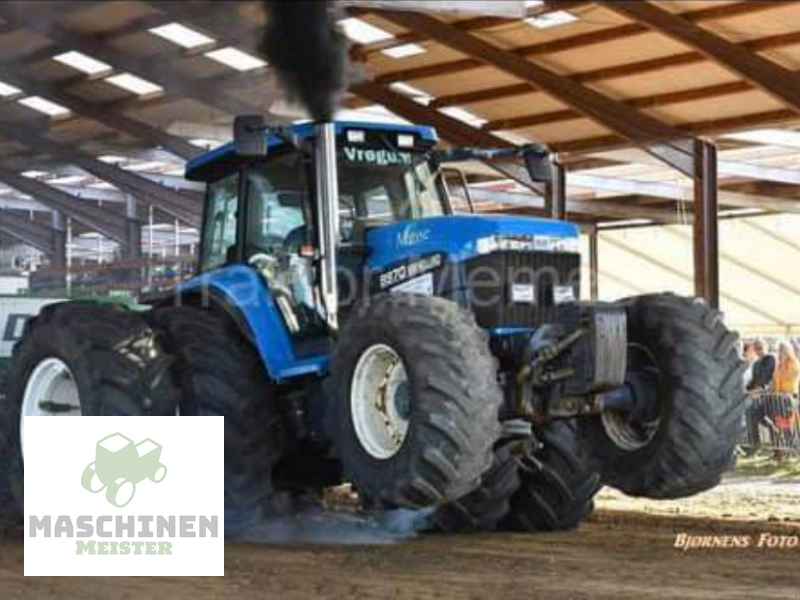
[
  {"xmin": 245, "ymin": 508, "xmax": 433, "ymax": 545},
  {"xmin": 258, "ymin": 1, "xmax": 350, "ymax": 121},
  {"xmin": 243, "ymin": 489, "xmax": 433, "ymax": 545}
]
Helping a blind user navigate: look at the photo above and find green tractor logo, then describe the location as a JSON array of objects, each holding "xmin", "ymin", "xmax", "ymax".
[{"xmin": 80, "ymin": 433, "xmax": 167, "ymax": 508}]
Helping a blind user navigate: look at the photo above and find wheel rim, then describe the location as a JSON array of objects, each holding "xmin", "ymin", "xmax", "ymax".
[
  {"xmin": 20, "ymin": 357, "xmax": 81, "ymax": 457},
  {"xmin": 601, "ymin": 343, "xmax": 662, "ymax": 452},
  {"xmin": 351, "ymin": 344, "xmax": 411, "ymax": 460}
]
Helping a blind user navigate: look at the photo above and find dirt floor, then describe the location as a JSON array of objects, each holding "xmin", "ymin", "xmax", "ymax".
[{"xmin": 3, "ymin": 482, "xmax": 800, "ymax": 600}]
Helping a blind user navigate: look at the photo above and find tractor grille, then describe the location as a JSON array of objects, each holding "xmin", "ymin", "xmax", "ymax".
[{"xmin": 463, "ymin": 251, "xmax": 581, "ymax": 329}]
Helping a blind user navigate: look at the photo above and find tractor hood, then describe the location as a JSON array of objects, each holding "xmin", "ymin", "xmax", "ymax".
[{"xmin": 366, "ymin": 214, "xmax": 580, "ymax": 270}]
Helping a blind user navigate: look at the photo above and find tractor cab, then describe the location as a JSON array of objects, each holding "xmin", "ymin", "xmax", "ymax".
[
  {"xmin": 183, "ymin": 120, "xmax": 579, "ymax": 353},
  {"xmin": 184, "ymin": 121, "xmax": 452, "ymax": 337}
]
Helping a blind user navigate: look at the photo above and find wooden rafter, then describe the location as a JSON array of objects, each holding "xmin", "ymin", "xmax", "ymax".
[
  {"xmin": 423, "ymin": 29, "xmax": 800, "ymax": 112},
  {"xmin": 555, "ymin": 109, "xmax": 798, "ymax": 155},
  {"xmin": 0, "ymin": 69, "xmax": 200, "ymax": 161},
  {"xmin": 603, "ymin": 1, "xmax": 800, "ymax": 115},
  {"xmin": 0, "ymin": 124, "xmax": 202, "ymax": 227},
  {"xmin": 371, "ymin": 9, "xmax": 695, "ymax": 175},
  {"xmin": 0, "ymin": 4, "xmax": 256, "ymax": 117},
  {"xmin": 0, "ymin": 166, "xmax": 129, "ymax": 243},
  {"xmin": 0, "ymin": 210, "xmax": 54, "ymax": 254},
  {"xmin": 369, "ymin": 1, "xmax": 791, "ymax": 86}
]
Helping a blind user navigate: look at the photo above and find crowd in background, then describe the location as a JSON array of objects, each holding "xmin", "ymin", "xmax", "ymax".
[
  {"xmin": 742, "ymin": 339, "xmax": 800, "ymax": 395},
  {"xmin": 741, "ymin": 339, "xmax": 800, "ymax": 456}
]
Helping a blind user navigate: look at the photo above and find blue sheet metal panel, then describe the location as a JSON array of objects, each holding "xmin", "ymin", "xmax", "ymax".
[
  {"xmin": 366, "ymin": 214, "xmax": 580, "ymax": 270},
  {"xmin": 177, "ymin": 264, "xmax": 328, "ymax": 382}
]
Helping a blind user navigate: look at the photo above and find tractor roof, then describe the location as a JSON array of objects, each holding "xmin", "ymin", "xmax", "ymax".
[{"xmin": 185, "ymin": 120, "xmax": 438, "ymax": 182}]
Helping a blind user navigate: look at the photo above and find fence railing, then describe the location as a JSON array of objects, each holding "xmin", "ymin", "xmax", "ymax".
[{"xmin": 740, "ymin": 392, "xmax": 800, "ymax": 453}]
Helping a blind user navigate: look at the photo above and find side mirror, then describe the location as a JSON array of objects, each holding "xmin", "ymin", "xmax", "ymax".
[
  {"xmin": 233, "ymin": 115, "xmax": 268, "ymax": 157},
  {"xmin": 522, "ymin": 146, "xmax": 553, "ymax": 182}
]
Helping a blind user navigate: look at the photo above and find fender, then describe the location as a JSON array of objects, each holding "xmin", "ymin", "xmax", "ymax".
[{"xmin": 164, "ymin": 265, "xmax": 328, "ymax": 382}]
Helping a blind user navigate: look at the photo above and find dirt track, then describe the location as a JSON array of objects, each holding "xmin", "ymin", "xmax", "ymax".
[{"xmin": 2, "ymin": 509, "xmax": 799, "ymax": 600}]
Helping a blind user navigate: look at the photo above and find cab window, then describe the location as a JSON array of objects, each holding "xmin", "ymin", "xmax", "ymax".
[{"xmin": 200, "ymin": 172, "xmax": 239, "ymax": 271}]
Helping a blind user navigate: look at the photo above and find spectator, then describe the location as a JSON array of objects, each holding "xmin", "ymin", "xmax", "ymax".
[
  {"xmin": 742, "ymin": 342, "xmax": 757, "ymax": 389},
  {"xmin": 773, "ymin": 341, "xmax": 800, "ymax": 395},
  {"xmin": 748, "ymin": 339, "xmax": 776, "ymax": 391}
]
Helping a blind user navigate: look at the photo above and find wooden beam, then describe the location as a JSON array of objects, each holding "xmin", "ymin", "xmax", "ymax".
[
  {"xmin": 0, "ymin": 210, "xmax": 54, "ymax": 255},
  {"xmin": 467, "ymin": 186, "xmax": 684, "ymax": 223},
  {"xmin": 0, "ymin": 69, "xmax": 200, "ymax": 161},
  {"xmin": 427, "ymin": 29, "xmax": 800, "ymax": 112},
  {"xmin": 553, "ymin": 108, "xmax": 799, "ymax": 155},
  {"xmin": 371, "ymin": 1, "xmax": 792, "ymax": 85},
  {"xmin": 373, "ymin": 10, "xmax": 695, "ymax": 175},
  {"xmin": 603, "ymin": 1, "xmax": 800, "ymax": 116},
  {"xmin": 568, "ymin": 172, "xmax": 800, "ymax": 214},
  {"xmin": 482, "ymin": 81, "xmax": 751, "ymax": 132},
  {"xmin": 350, "ymin": 1, "xmax": 586, "ymax": 59},
  {"xmin": 0, "ymin": 4, "xmax": 256, "ymax": 117},
  {"xmin": 351, "ymin": 81, "xmax": 550, "ymax": 195},
  {"xmin": 0, "ymin": 166, "xmax": 129, "ymax": 243},
  {"xmin": 0, "ymin": 124, "xmax": 202, "ymax": 227}
]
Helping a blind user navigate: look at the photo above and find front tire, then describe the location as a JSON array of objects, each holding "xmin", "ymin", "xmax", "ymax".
[
  {"xmin": 328, "ymin": 294, "xmax": 502, "ymax": 509},
  {"xmin": 0, "ymin": 302, "xmax": 179, "ymax": 525},
  {"xmin": 583, "ymin": 294, "xmax": 747, "ymax": 499},
  {"xmin": 428, "ymin": 443, "xmax": 520, "ymax": 533},
  {"xmin": 503, "ymin": 420, "xmax": 600, "ymax": 532},
  {"xmin": 149, "ymin": 306, "xmax": 286, "ymax": 538}
]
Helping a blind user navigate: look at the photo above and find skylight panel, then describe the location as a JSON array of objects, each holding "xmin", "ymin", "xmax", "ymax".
[
  {"xmin": 98, "ymin": 155, "xmax": 127, "ymax": 165},
  {"xmin": 439, "ymin": 106, "xmax": 487, "ymax": 128},
  {"xmin": 382, "ymin": 43, "xmax": 426, "ymax": 59},
  {"xmin": 53, "ymin": 51, "xmax": 112, "ymax": 76},
  {"xmin": 339, "ymin": 18, "xmax": 394, "ymax": 44},
  {"xmin": 149, "ymin": 22, "xmax": 215, "ymax": 49},
  {"xmin": 105, "ymin": 73, "xmax": 163, "ymax": 96},
  {"xmin": 526, "ymin": 10, "xmax": 578, "ymax": 29},
  {"xmin": 18, "ymin": 96, "xmax": 71, "ymax": 118},
  {"xmin": 0, "ymin": 80, "xmax": 22, "ymax": 97},
  {"xmin": 389, "ymin": 82, "xmax": 433, "ymax": 105},
  {"xmin": 204, "ymin": 47, "xmax": 267, "ymax": 71}
]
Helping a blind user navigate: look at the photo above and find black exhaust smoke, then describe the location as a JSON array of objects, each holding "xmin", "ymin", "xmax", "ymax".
[{"xmin": 258, "ymin": 0, "xmax": 349, "ymax": 121}]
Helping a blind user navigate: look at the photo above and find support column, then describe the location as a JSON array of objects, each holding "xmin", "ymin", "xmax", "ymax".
[
  {"xmin": 589, "ymin": 225, "xmax": 599, "ymax": 301},
  {"xmin": 693, "ymin": 139, "xmax": 719, "ymax": 309},
  {"xmin": 124, "ymin": 194, "xmax": 142, "ymax": 260},
  {"xmin": 545, "ymin": 158, "xmax": 567, "ymax": 221},
  {"xmin": 50, "ymin": 210, "xmax": 67, "ymax": 270}
]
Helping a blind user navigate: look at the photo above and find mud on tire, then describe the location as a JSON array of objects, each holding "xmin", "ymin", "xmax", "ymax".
[
  {"xmin": 149, "ymin": 306, "xmax": 285, "ymax": 537},
  {"xmin": 0, "ymin": 302, "xmax": 179, "ymax": 527},
  {"xmin": 503, "ymin": 420, "xmax": 600, "ymax": 532},
  {"xmin": 582, "ymin": 293, "xmax": 747, "ymax": 499},
  {"xmin": 328, "ymin": 293, "xmax": 503, "ymax": 509}
]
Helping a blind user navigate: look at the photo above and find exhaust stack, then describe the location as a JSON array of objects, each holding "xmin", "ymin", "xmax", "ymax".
[{"xmin": 314, "ymin": 122, "xmax": 340, "ymax": 331}]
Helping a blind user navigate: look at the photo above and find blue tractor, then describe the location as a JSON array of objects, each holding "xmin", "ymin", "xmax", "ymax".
[{"xmin": 2, "ymin": 119, "xmax": 746, "ymax": 535}]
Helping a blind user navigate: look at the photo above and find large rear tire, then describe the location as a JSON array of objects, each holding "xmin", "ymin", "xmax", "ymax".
[
  {"xmin": 328, "ymin": 294, "xmax": 502, "ymax": 509},
  {"xmin": 503, "ymin": 420, "xmax": 600, "ymax": 532},
  {"xmin": 149, "ymin": 306, "xmax": 285, "ymax": 537},
  {"xmin": 582, "ymin": 294, "xmax": 746, "ymax": 499},
  {"xmin": 0, "ymin": 302, "xmax": 179, "ymax": 528}
]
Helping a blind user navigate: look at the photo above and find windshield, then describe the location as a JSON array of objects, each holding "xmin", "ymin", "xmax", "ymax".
[{"xmin": 337, "ymin": 147, "xmax": 446, "ymax": 242}]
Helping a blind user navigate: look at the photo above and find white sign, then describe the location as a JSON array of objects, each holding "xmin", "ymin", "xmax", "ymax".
[
  {"xmin": 511, "ymin": 283, "xmax": 536, "ymax": 304},
  {"xmin": 24, "ymin": 416, "xmax": 224, "ymax": 577},
  {"xmin": 391, "ymin": 273, "xmax": 434, "ymax": 296}
]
